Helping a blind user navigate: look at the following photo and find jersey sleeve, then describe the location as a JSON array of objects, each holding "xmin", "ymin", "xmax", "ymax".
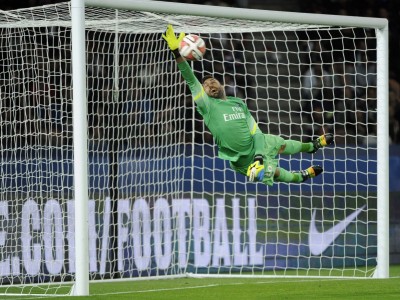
[{"xmin": 177, "ymin": 60, "xmax": 210, "ymax": 116}]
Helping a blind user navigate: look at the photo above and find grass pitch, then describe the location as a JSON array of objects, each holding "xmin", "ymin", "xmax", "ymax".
[
  {"xmin": 4, "ymin": 265, "xmax": 400, "ymax": 299},
  {"xmin": 86, "ymin": 275, "xmax": 400, "ymax": 300}
]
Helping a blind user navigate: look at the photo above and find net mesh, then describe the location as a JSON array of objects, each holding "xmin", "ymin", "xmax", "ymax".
[{"xmin": 0, "ymin": 1, "xmax": 379, "ymax": 295}]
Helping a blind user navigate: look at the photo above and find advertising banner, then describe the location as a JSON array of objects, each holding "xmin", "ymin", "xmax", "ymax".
[{"xmin": 0, "ymin": 195, "xmax": 376, "ymax": 279}]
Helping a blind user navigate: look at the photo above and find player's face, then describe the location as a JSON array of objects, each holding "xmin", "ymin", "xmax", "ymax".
[{"xmin": 203, "ymin": 78, "xmax": 225, "ymax": 99}]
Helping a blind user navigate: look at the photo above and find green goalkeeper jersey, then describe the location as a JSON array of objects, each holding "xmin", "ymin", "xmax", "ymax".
[{"xmin": 177, "ymin": 60, "xmax": 265, "ymax": 168}]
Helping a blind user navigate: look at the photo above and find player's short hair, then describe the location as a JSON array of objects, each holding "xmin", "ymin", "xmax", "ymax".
[{"xmin": 201, "ymin": 75, "xmax": 214, "ymax": 83}]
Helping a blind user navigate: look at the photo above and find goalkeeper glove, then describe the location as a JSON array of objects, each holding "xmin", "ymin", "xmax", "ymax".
[
  {"xmin": 162, "ymin": 24, "xmax": 185, "ymax": 58},
  {"xmin": 246, "ymin": 155, "xmax": 265, "ymax": 182}
]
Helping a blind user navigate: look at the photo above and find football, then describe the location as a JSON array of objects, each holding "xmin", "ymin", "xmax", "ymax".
[{"xmin": 179, "ymin": 34, "xmax": 206, "ymax": 61}]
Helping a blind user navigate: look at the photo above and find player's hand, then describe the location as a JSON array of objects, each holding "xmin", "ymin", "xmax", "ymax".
[
  {"xmin": 247, "ymin": 158, "xmax": 265, "ymax": 182},
  {"xmin": 162, "ymin": 24, "xmax": 185, "ymax": 51}
]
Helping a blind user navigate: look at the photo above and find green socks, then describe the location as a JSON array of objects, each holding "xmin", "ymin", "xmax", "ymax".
[
  {"xmin": 282, "ymin": 140, "xmax": 313, "ymax": 155},
  {"xmin": 275, "ymin": 168, "xmax": 303, "ymax": 183}
]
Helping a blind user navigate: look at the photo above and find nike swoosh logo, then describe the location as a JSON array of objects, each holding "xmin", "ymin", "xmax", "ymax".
[{"xmin": 308, "ymin": 205, "xmax": 366, "ymax": 255}]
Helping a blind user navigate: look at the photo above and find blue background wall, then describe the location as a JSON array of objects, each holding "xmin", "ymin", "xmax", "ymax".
[{"xmin": 0, "ymin": 145, "xmax": 399, "ymax": 194}]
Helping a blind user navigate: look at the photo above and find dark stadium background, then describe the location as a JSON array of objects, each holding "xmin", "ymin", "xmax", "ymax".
[{"xmin": 1, "ymin": 0, "xmax": 399, "ymax": 263}]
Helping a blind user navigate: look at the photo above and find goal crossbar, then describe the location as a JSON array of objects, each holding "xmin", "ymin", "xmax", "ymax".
[{"xmin": 85, "ymin": 0, "xmax": 387, "ymax": 29}]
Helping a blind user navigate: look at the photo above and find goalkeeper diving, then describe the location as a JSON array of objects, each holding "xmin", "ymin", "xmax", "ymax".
[{"xmin": 163, "ymin": 25, "xmax": 333, "ymax": 185}]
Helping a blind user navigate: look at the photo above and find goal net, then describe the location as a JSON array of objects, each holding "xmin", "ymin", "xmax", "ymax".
[{"xmin": 0, "ymin": 0, "xmax": 388, "ymax": 296}]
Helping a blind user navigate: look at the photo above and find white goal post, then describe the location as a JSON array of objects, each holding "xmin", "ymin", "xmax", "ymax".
[{"xmin": 0, "ymin": 0, "xmax": 388, "ymax": 296}]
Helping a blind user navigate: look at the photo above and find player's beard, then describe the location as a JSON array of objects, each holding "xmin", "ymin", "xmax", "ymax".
[
  {"xmin": 206, "ymin": 83, "xmax": 226, "ymax": 99},
  {"xmin": 215, "ymin": 88, "xmax": 226, "ymax": 99}
]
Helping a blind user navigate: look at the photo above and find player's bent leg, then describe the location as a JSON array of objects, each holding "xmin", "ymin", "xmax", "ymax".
[
  {"xmin": 308, "ymin": 133, "xmax": 334, "ymax": 154},
  {"xmin": 274, "ymin": 167, "xmax": 303, "ymax": 183},
  {"xmin": 281, "ymin": 140, "xmax": 313, "ymax": 155},
  {"xmin": 299, "ymin": 165, "xmax": 323, "ymax": 181},
  {"xmin": 274, "ymin": 165, "xmax": 323, "ymax": 183}
]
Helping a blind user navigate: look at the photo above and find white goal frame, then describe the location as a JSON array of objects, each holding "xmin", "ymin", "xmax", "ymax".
[{"xmin": 68, "ymin": 0, "xmax": 390, "ymax": 296}]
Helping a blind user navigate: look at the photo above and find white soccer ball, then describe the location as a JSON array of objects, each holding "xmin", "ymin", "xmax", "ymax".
[{"xmin": 179, "ymin": 34, "xmax": 206, "ymax": 61}]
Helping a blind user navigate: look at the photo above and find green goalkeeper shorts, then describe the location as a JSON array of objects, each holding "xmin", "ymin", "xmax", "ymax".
[{"xmin": 230, "ymin": 134, "xmax": 285, "ymax": 186}]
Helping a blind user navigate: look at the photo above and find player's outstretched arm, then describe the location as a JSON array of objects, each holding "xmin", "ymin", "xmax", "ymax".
[
  {"xmin": 162, "ymin": 24, "xmax": 185, "ymax": 63},
  {"xmin": 162, "ymin": 24, "xmax": 205, "ymax": 103}
]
